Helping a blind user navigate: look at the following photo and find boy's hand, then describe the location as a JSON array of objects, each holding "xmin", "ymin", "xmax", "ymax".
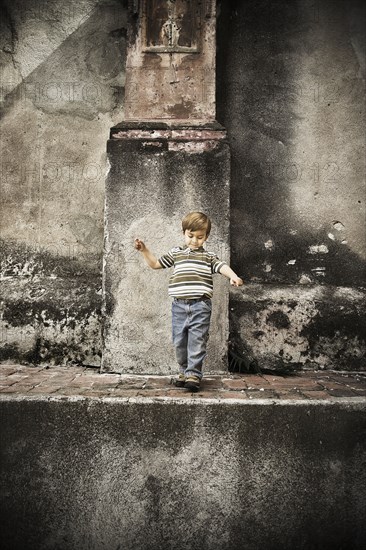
[
  {"xmin": 134, "ymin": 238, "xmax": 145, "ymax": 252},
  {"xmin": 230, "ymin": 276, "xmax": 244, "ymax": 287}
]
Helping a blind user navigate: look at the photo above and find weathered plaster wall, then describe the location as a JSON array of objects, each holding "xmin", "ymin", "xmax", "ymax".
[
  {"xmin": 217, "ymin": 0, "xmax": 366, "ymax": 370},
  {"xmin": 1, "ymin": 0, "xmax": 365, "ymax": 370},
  {"xmin": 0, "ymin": 0, "xmax": 128, "ymax": 365},
  {"xmin": 1, "ymin": 397, "xmax": 365, "ymax": 550}
]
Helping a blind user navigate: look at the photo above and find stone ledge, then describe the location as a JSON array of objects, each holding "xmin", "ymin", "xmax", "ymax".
[{"xmin": 1, "ymin": 395, "xmax": 365, "ymax": 550}]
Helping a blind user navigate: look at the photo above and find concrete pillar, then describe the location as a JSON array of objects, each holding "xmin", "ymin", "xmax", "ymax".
[{"xmin": 102, "ymin": 1, "xmax": 230, "ymax": 375}]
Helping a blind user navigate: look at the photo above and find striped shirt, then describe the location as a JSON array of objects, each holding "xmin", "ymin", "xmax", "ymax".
[{"xmin": 158, "ymin": 246, "xmax": 226, "ymax": 299}]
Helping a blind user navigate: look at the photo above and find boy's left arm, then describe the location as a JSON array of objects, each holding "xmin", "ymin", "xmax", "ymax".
[{"xmin": 219, "ymin": 264, "xmax": 244, "ymax": 287}]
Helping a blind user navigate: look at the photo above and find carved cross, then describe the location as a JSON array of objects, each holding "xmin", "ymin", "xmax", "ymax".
[{"xmin": 144, "ymin": 0, "xmax": 200, "ymax": 53}]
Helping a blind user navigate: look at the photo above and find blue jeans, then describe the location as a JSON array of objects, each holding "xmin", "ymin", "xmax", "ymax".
[{"xmin": 171, "ymin": 298, "xmax": 212, "ymax": 379}]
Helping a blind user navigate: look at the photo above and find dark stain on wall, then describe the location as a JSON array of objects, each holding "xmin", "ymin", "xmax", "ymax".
[
  {"xmin": 300, "ymin": 302, "xmax": 366, "ymax": 369},
  {"xmin": 229, "ymin": 288, "xmax": 365, "ymax": 371},
  {"xmin": 266, "ymin": 310, "xmax": 291, "ymax": 329},
  {"xmin": 0, "ymin": 238, "xmax": 101, "ymax": 281},
  {"xmin": 0, "ymin": 239, "xmax": 102, "ymax": 366}
]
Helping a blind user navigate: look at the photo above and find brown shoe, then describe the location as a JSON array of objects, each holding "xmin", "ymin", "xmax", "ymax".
[
  {"xmin": 174, "ymin": 373, "xmax": 186, "ymax": 388},
  {"xmin": 184, "ymin": 375, "xmax": 201, "ymax": 392}
]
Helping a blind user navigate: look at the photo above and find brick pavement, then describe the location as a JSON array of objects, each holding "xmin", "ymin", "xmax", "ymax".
[{"xmin": 0, "ymin": 363, "xmax": 365, "ymax": 400}]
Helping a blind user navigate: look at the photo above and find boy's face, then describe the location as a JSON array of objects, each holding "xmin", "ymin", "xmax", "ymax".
[{"xmin": 184, "ymin": 228, "xmax": 208, "ymax": 249}]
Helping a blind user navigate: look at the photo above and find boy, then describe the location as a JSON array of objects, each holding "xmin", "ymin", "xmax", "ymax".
[{"xmin": 134, "ymin": 212, "xmax": 243, "ymax": 392}]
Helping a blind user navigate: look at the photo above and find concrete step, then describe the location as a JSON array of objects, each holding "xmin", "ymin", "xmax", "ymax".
[{"xmin": 1, "ymin": 364, "xmax": 365, "ymax": 550}]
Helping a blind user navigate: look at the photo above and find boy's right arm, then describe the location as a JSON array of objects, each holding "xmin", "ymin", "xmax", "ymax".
[{"xmin": 134, "ymin": 239, "xmax": 162, "ymax": 270}]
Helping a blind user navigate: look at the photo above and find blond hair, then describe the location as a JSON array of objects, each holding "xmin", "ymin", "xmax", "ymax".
[{"xmin": 182, "ymin": 212, "xmax": 211, "ymax": 237}]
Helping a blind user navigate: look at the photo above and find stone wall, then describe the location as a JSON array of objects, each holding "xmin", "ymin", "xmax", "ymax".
[
  {"xmin": 217, "ymin": 0, "xmax": 366, "ymax": 370},
  {"xmin": 0, "ymin": 0, "xmax": 128, "ymax": 365},
  {"xmin": 0, "ymin": 0, "xmax": 365, "ymax": 370}
]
